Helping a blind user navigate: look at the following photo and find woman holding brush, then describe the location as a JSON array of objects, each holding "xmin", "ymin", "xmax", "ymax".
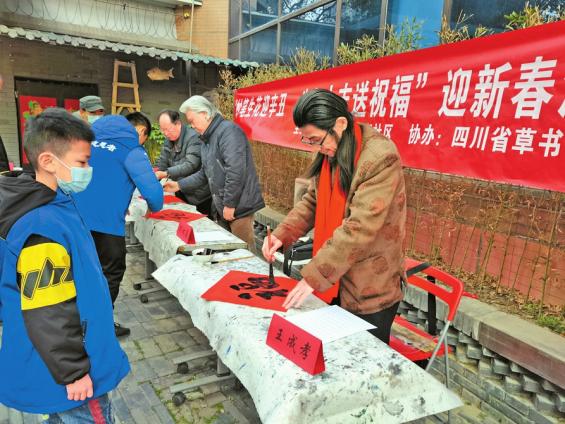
[{"xmin": 262, "ymin": 89, "xmax": 407, "ymax": 344}]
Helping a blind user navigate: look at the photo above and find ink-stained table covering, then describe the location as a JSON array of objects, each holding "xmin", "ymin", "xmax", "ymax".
[
  {"xmin": 153, "ymin": 250, "xmax": 462, "ymax": 424},
  {"xmin": 130, "ymin": 197, "xmax": 246, "ymax": 267}
]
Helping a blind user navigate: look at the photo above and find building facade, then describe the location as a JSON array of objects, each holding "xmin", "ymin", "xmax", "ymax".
[
  {"xmin": 0, "ymin": 0, "xmax": 253, "ymax": 165},
  {"xmin": 228, "ymin": 0, "xmax": 563, "ymax": 64}
]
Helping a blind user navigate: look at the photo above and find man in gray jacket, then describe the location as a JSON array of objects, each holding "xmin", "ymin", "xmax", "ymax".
[
  {"xmin": 155, "ymin": 109, "xmax": 211, "ymax": 215},
  {"xmin": 163, "ymin": 97, "xmax": 264, "ymax": 253}
]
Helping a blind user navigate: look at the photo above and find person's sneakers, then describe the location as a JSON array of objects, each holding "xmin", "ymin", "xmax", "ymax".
[{"xmin": 114, "ymin": 323, "xmax": 131, "ymax": 337}]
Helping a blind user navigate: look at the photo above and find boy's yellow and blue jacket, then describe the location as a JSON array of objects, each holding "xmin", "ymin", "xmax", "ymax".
[
  {"xmin": 0, "ymin": 172, "xmax": 130, "ymax": 413},
  {"xmin": 74, "ymin": 115, "xmax": 163, "ymax": 236}
]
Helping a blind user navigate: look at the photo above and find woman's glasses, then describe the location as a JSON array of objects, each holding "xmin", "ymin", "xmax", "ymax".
[{"xmin": 301, "ymin": 129, "xmax": 330, "ymax": 146}]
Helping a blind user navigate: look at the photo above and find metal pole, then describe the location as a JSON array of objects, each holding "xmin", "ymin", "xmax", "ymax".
[
  {"xmin": 379, "ymin": 0, "xmax": 389, "ymax": 46},
  {"xmin": 187, "ymin": 60, "xmax": 192, "ymax": 98},
  {"xmin": 333, "ymin": 0, "xmax": 343, "ymax": 66},
  {"xmin": 186, "ymin": 2, "xmax": 195, "ymax": 98},
  {"xmin": 276, "ymin": 0, "xmax": 282, "ymax": 64},
  {"xmin": 189, "ymin": 2, "xmax": 195, "ymax": 54}
]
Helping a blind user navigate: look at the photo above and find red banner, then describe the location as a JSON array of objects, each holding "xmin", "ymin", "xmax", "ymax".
[
  {"xmin": 234, "ymin": 22, "xmax": 565, "ymax": 192},
  {"xmin": 18, "ymin": 95, "xmax": 57, "ymax": 164}
]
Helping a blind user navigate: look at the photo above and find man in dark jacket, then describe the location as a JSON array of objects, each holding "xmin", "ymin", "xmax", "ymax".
[
  {"xmin": 74, "ymin": 115, "xmax": 164, "ymax": 337},
  {"xmin": 155, "ymin": 109, "xmax": 211, "ymax": 216},
  {"xmin": 164, "ymin": 96, "xmax": 264, "ymax": 253}
]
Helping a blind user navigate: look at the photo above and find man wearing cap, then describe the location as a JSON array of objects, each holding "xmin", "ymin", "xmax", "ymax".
[{"xmin": 76, "ymin": 95, "xmax": 105, "ymax": 124}]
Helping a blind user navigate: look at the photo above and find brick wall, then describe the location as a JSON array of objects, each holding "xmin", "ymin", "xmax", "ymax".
[
  {"xmin": 175, "ymin": 1, "xmax": 229, "ymax": 58},
  {"xmin": 403, "ymin": 170, "xmax": 564, "ymax": 307},
  {"xmin": 397, "ymin": 295, "xmax": 565, "ymax": 424},
  {"xmin": 0, "ymin": 36, "xmax": 220, "ymax": 165},
  {"xmin": 247, "ymin": 141, "xmax": 564, "ymax": 307}
]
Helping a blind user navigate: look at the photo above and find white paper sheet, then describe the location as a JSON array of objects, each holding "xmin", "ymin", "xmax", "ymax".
[
  {"xmin": 286, "ymin": 305, "xmax": 376, "ymax": 343},
  {"xmin": 194, "ymin": 230, "xmax": 236, "ymax": 243}
]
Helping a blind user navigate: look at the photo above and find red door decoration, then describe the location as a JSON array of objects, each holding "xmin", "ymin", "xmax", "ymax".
[
  {"xmin": 18, "ymin": 96, "xmax": 57, "ymax": 164},
  {"xmin": 64, "ymin": 98, "xmax": 80, "ymax": 114}
]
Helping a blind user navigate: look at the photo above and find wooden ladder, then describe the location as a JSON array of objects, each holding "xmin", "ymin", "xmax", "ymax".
[{"xmin": 111, "ymin": 60, "xmax": 141, "ymax": 114}]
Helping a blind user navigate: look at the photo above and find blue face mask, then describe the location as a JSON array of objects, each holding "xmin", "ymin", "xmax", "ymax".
[
  {"xmin": 53, "ymin": 155, "xmax": 93, "ymax": 194},
  {"xmin": 87, "ymin": 114, "xmax": 101, "ymax": 124}
]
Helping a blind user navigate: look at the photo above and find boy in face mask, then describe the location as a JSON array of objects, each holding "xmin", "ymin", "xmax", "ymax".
[
  {"xmin": 0, "ymin": 108, "xmax": 129, "ymax": 421},
  {"xmin": 76, "ymin": 95, "xmax": 105, "ymax": 124}
]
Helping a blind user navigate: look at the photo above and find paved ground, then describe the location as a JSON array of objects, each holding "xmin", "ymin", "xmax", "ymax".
[
  {"xmin": 0, "ymin": 249, "xmax": 261, "ymax": 424},
  {"xmin": 0, "ymin": 248, "xmax": 490, "ymax": 424}
]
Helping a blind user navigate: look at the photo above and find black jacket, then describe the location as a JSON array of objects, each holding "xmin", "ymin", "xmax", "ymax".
[
  {"xmin": 179, "ymin": 115, "xmax": 265, "ymax": 218},
  {"xmin": 156, "ymin": 124, "xmax": 211, "ymax": 205}
]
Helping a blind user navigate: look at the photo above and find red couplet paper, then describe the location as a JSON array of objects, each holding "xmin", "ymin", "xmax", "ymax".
[
  {"xmin": 146, "ymin": 209, "xmax": 205, "ymax": 223},
  {"xmin": 176, "ymin": 221, "xmax": 196, "ymax": 244},
  {"xmin": 266, "ymin": 313, "xmax": 325, "ymax": 375},
  {"xmin": 201, "ymin": 270, "xmax": 298, "ymax": 312},
  {"xmin": 164, "ymin": 195, "xmax": 185, "ymax": 204}
]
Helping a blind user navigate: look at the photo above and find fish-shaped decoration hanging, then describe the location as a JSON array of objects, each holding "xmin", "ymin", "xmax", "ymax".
[{"xmin": 147, "ymin": 67, "xmax": 174, "ymax": 81}]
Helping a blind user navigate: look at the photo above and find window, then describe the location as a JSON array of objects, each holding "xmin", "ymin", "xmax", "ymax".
[
  {"xmin": 242, "ymin": 0, "xmax": 279, "ymax": 32},
  {"xmin": 340, "ymin": 0, "xmax": 382, "ymax": 46},
  {"xmin": 281, "ymin": 0, "xmax": 322, "ymax": 16},
  {"xmin": 229, "ymin": 0, "xmax": 242, "ymax": 38},
  {"xmin": 449, "ymin": 0, "xmax": 527, "ymax": 34},
  {"xmin": 229, "ymin": 42, "xmax": 239, "ymax": 59},
  {"xmin": 280, "ymin": 2, "xmax": 337, "ymax": 64},
  {"xmin": 241, "ymin": 26, "xmax": 277, "ymax": 64},
  {"xmin": 387, "ymin": 0, "xmax": 443, "ymax": 47}
]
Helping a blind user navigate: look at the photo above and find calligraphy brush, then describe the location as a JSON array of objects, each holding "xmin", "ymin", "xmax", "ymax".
[
  {"xmin": 210, "ymin": 255, "xmax": 254, "ymax": 265},
  {"xmin": 267, "ymin": 225, "xmax": 276, "ymax": 285}
]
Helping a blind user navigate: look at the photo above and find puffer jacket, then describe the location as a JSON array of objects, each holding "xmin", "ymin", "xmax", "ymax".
[
  {"xmin": 73, "ymin": 115, "xmax": 163, "ymax": 236},
  {"xmin": 178, "ymin": 115, "xmax": 264, "ymax": 219}
]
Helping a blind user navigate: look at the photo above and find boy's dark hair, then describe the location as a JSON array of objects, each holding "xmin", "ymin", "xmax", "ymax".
[
  {"xmin": 157, "ymin": 109, "xmax": 180, "ymax": 124},
  {"xmin": 126, "ymin": 112, "xmax": 152, "ymax": 137},
  {"xmin": 24, "ymin": 108, "xmax": 94, "ymax": 168}
]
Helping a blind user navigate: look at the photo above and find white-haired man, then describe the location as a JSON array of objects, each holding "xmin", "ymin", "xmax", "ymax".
[{"xmin": 164, "ymin": 96, "xmax": 264, "ymax": 252}]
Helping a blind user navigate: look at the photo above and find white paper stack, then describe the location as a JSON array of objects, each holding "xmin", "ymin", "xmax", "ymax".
[{"xmin": 286, "ymin": 305, "xmax": 376, "ymax": 343}]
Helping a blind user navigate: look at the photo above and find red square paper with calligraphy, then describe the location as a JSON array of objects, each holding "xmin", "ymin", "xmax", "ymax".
[
  {"xmin": 146, "ymin": 209, "xmax": 205, "ymax": 223},
  {"xmin": 164, "ymin": 195, "xmax": 185, "ymax": 204},
  {"xmin": 266, "ymin": 314, "xmax": 325, "ymax": 375},
  {"xmin": 201, "ymin": 270, "xmax": 298, "ymax": 312}
]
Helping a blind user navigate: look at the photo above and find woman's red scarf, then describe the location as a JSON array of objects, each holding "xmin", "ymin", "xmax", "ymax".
[{"xmin": 312, "ymin": 124, "xmax": 363, "ymax": 303}]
